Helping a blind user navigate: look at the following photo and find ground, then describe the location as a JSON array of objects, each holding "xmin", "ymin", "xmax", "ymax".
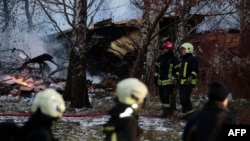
[{"xmin": 0, "ymin": 92, "xmax": 250, "ymax": 141}]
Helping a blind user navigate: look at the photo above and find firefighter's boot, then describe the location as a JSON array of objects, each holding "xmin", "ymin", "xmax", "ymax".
[{"xmin": 167, "ymin": 108, "xmax": 174, "ymax": 116}]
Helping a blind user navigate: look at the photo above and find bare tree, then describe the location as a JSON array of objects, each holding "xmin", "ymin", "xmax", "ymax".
[
  {"xmin": 62, "ymin": 0, "xmax": 89, "ymax": 108},
  {"xmin": 129, "ymin": 0, "xmax": 241, "ymax": 97},
  {"xmin": 37, "ymin": 0, "xmax": 105, "ymax": 108},
  {"xmin": 24, "ymin": 0, "xmax": 37, "ymax": 32},
  {"xmin": 0, "ymin": 0, "xmax": 16, "ymax": 49},
  {"xmin": 1, "ymin": 0, "xmax": 52, "ymax": 50},
  {"xmin": 130, "ymin": 0, "xmax": 171, "ymax": 79},
  {"xmin": 175, "ymin": 0, "xmax": 199, "ymax": 46}
]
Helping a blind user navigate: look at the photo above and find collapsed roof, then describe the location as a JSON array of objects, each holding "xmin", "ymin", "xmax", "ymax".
[{"xmin": 49, "ymin": 15, "xmax": 239, "ymax": 79}]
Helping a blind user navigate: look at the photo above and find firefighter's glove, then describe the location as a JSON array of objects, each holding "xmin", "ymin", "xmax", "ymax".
[
  {"xmin": 185, "ymin": 76, "xmax": 192, "ymax": 84},
  {"xmin": 172, "ymin": 76, "xmax": 178, "ymax": 80}
]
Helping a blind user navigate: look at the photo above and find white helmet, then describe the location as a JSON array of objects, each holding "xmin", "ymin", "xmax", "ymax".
[
  {"xmin": 31, "ymin": 88, "xmax": 66, "ymax": 118},
  {"xmin": 115, "ymin": 78, "xmax": 148, "ymax": 105},
  {"xmin": 181, "ymin": 42, "xmax": 194, "ymax": 53}
]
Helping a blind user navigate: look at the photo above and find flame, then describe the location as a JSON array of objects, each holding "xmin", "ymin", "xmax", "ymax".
[{"xmin": 13, "ymin": 77, "xmax": 34, "ymax": 87}]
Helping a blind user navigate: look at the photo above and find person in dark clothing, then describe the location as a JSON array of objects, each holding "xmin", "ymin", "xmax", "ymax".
[
  {"xmin": 183, "ymin": 81, "xmax": 236, "ymax": 141},
  {"xmin": 154, "ymin": 41, "xmax": 180, "ymax": 118},
  {"xmin": 103, "ymin": 78, "xmax": 148, "ymax": 141},
  {"xmin": 0, "ymin": 122, "xmax": 20, "ymax": 141},
  {"xmin": 177, "ymin": 42, "xmax": 199, "ymax": 119},
  {"xmin": 19, "ymin": 88, "xmax": 66, "ymax": 141}
]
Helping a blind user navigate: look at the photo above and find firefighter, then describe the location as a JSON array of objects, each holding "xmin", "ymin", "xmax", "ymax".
[
  {"xmin": 19, "ymin": 88, "xmax": 66, "ymax": 141},
  {"xmin": 154, "ymin": 41, "xmax": 180, "ymax": 118},
  {"xmin": 103, "ymin": 78, "xmax": 148, "ymax": 141},
  {"xmin": 177, "ymin": 42, "xmax": 199, "ymax": 119},
  {"xmin": 183, "ymin": 81, "xmax": 236, "ymax": 141}
]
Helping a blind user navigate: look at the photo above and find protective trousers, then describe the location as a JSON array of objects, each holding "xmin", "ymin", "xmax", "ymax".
[
  {"xmin": 159, "ymin": 85, "xmax": 175, "ymax": 118},
  {"xmin": 179, "ymin": 84, "xmax": 194, "ymax": 115},
  {"xmin": 159, "ymin": 85, "xmax": 174, "ymax": 107}
]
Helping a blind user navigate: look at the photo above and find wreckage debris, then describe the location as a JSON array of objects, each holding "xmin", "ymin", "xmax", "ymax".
[{"xmin": 0, "ymin": 76, "xmax": 66, "ymax": 100}]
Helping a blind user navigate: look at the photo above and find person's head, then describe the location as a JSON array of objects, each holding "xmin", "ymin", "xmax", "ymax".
[
  {"xmin": 208, "ymin": 81, "xmax": 229, "ymax": 106},
  {"xmin": 115, "ymin": 78, "xmax": 148, "ymax": 109},
  {"xmin": 180, "ymin": 42, "xmax": 194, "ymax": 55},
  {"xmin": 31, "ymin": 88, "xmax": 66, "ymax": 119},
  {"xmin": 162, "ymin": 41, "xmax": 173, "ymax": 52}
]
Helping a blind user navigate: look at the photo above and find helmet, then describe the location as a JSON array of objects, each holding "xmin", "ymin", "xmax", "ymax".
[
  {"xmin": 115, "ymin": 78, "xmax": 148, "ymax": 105},
  {"xmin": 181, "ymin": 42, "xmax": 194, "ymax": 53},
  {"xmin": 31, "ymin": 88, "xmax": 65, "ymax": 118},
  {"xmin": 163, "ymin": 41, "xmax": 173, "ymax": 51}
]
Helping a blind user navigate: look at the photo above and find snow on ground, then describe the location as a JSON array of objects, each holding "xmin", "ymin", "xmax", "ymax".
[
  {"xmin": 0, "ymin": 115, "xmax": 184, "ymax": 133},
  {"xmin": 0, "ymin": 94, "xmax": 187, "ymax": 141},
  {"xmin": 1, "ymin": 93, "xmax": 249, "ymax": 141},
  {"xmin": 0, "ymin": 115, "xmax": 185, "ymax": 141}
]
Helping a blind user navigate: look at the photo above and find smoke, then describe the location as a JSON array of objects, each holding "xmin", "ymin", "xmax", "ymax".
[
  {"xmin": 15, "ymin": 32, "xmax": 59, "ymax": 72},
  {"xmin": 86, "ymin": 71, "xmax": 103, "ymax": 84},
  {"xmin": 0, "ymin": 30, "xmax": 65, "ymax": 78},
  {"xmin": 0, "ymin": 75, "xmax": 14, "ymax": 84},
  {"xmin": 13, "ymin": 32, "xmax": 47, "ymax": 58}
]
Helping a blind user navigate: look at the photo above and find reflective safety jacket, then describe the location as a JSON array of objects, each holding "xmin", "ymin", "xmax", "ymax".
[
  {"xmin": 154, "ymin": 52, "xmax": 180, "ymax": 86},
  {"xmin": 103, "ymin": 103, "xmax": 142, "ymax": 141},
  {"xmin": 177, "ymin": 53, "xmax": 199, "ymax": 85}
]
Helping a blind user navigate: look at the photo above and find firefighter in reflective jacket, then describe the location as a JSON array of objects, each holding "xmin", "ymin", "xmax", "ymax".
[
  {"xmin": 103, "ymin": 78, "xmax": 148, "ymax": 141},
  {"xmin": 154, "ymin": 41, "xmax": 180, "ymax": 118},
  {"xmin": 19, "ymin": 88, "xmax": 66, "ymax": 141},
  {"xmin": 177, "ymin": 42, "xmax": 199, "ymax": 119}
]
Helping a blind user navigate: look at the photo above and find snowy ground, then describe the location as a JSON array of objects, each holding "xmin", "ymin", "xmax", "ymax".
[
  {"xmin": 0, "ymin": 93, "xmax": 187, "ymax": 141},
  {"xmin": 0, "ymin": 93, "xmax": 249, "ymax": 141}
]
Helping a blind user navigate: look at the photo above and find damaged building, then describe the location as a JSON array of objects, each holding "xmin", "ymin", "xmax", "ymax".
[{"xmin": 49, "ymin": 14, "xmax": 210, "ymax": 79}]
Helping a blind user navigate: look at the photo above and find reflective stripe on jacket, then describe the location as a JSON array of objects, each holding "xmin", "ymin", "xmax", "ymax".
[
  {"xmin": 179, "ymin": 53, "xmax": 199, "ymax": 85},
  {"xmin": 155, "ymin": 52, "xmax": 180, "ymax": 86},
  {"xmin": 104, "ymin": 104, "xmax": 141, "ymax": 141},
  {"xmin": 103, "ymin": 125, "xmax": 117, "ymax": 141}
]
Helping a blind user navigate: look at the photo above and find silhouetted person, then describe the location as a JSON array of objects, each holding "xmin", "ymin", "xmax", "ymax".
[
  {"xmin": 154, "ymin": 41, "xmax": 179, "ymax": 118},
  {"xmin": 103, "ymin": 78, "xmax": 148, "ymax": 141},
  {"xmin": 177, "ymin": 42, "xmax": 199, "ymax": 119},
  {"xmin": 183, "ymin": 81, "xmax": 236, "ymax": 141},
  {"xmin": 19, "ymin": 88, "xmax": 65, "ymax": 141},
  {"xmin": 0, "ymin": 122, "xmax": 20, "ymax": 141}
]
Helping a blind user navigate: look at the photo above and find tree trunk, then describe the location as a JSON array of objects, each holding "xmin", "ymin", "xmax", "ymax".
[
  {"xmin": 144, "ymin": 1, "xmax": 160, "ymax": 96},
  {"xmin": 64, "ymin": 0, "xmax": 91, "ymax": 108},
  {"xmin": 175, "ymin": 0, "xmax": 191, "ymax": 47},
  {"xmin": 24, "ymin": 0, "xmax": 33, "ymax": 32},
  {"xmin": 2, "ymin": 0, "xmax": 11, "ymax": 49},
  {"xmin": 130, "ymin": 0, "xmax": 151, "ymax": 79},
  {"xmin": 240, "ymin": 0, "xmax": 250, "ymax": 57},
  {"xmin": 130, "ymin": 0, "xmax": 164, "ymax": 79}
]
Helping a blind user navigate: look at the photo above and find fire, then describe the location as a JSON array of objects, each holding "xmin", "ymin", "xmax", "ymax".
[{"xmin": 13, "ymin": 76, "xmax": 34, "ymax": 87}]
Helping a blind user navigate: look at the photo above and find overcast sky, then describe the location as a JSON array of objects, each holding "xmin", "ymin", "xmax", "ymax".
[
  {"xmin": 48, "ymin": 0, "xmax": 137, "ymax": 34},
  {"xmin": 73, "ymin": 0, "xmax": 239, "ymax": 33},
  {"xmin": 90, "ymin": 0, "xmax": 138, "ymax": 22}
]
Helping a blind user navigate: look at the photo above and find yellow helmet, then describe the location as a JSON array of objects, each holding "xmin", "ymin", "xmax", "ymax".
[
  {"xmin": 181, "ymin": 42, "xmax": 194, "ymax": 53},
  {"xmin": 115, "ymin": 78, "xmax": 148, "ymax": 105},
  {"xmin": 31, "ymin": 88, "xmax": 65, "ymax": 118}
]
